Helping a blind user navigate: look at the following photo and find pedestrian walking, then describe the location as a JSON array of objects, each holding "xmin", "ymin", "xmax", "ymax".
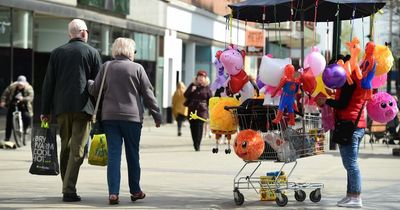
[
  {"xmin": 172, "ymin": 81, "xmax": 188, "ymax": 136},
  {"xmin": 184, "ymin": 70, "xmax": 212, "ymax": 151},
  {"xmin": 88, "ymin": 37, "xmax": 162, "ymax": 205},
  {"xmin": 40, "ymin": 19, "xmax": 102, "ymax": 202}
]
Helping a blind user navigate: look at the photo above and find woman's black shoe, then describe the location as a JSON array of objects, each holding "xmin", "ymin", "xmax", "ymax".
[{"xmin": 63, "ymin": 193, "xmax": 81, "ymax": 202}]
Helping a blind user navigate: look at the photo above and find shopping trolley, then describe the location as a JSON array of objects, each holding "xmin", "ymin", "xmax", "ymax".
[{"xmin": 225, "ymin": 99, "xmax": 325, "ymax": 207}]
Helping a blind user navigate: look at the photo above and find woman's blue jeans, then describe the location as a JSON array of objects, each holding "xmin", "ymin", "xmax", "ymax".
[
  {"xmin": 338, "ymin": 128, "xmax": 365, "ymax": 194},
  {"xmin": 103, "ymin": 120, "xmax": 143, "ymax": 195}
]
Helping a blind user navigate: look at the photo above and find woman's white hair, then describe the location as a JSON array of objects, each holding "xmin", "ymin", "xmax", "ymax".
[
  {"xmin": 112, "ymin": 37, "xmax": 136, "ymax": 61},
  {"xmin": 68, "ymin": 19, "xmax": 87, "ymax": 38}
]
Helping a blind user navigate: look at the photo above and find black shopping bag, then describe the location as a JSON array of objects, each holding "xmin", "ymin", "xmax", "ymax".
[{"xmin": 29, "ymin": 122, "xmax": 59, "ymax": 175}]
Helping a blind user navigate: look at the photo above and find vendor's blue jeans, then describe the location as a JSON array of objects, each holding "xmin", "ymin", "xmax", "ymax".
[
  {"xmin": 103, "ymin": 120, "xmax": 143, "ymax": 195},
  {"xmin": 338, "ymin": 128, "xmax": 364, "ymax": 194}
]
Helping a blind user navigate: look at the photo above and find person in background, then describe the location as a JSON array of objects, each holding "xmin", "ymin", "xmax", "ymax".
[
  {"xmin": 172, "ymin": 81, "xmax": 188, "ymax": 136},
  {"xmin": 0, "ymin": 75, "xmax": 34, "ymax": 144},
  {"xmin": 184, "ymin": 70, "xmax": 212, "ymax": 151},
  {"xmin": 40, "ymin": 19, "xmax": 102, "ymax": 202},
  {"xmin": 88, "ymin": 37, "xmax": 162, "ymax": 205}
]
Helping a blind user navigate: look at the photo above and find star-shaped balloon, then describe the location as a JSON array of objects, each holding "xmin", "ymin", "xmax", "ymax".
[{"xmin": 311, "ymin": 74, "xmax": 329, "ymax": 97}]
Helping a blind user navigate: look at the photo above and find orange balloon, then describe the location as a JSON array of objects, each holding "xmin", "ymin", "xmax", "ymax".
[{"xmin": 234, "ymin": 129, "xmax": 265, "ymax": 161}]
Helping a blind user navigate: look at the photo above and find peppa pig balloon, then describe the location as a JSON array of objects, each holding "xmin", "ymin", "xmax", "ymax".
[
  {"xmin": 322, "ymin": 64, "xmax": 347, "ymax": 89},
  {"xmin": 258, "ymin": 55, "xmax": 292, "ymax": 87},
  {"xmin": 367, "ymin": 92, "xmax": 398, "ymax": 123},
  {"xmin": 217, "ymin": 44, "xmax": 255, "ymax": 103},
  {"xmin": 304, "ymin": 46, "xmax": 326, "ymax": 76},
  {"xmin": 219, "ymin": 44, "xmax": 245, "ymax": 76}
]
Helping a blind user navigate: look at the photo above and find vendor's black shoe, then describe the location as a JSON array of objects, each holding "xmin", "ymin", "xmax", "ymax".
[{"xmin": 63, "ymin": 193, "xmax": 81, "ymax": 202}]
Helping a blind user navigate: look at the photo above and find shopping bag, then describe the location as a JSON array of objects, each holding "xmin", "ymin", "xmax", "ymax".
[
  {"xmin": 29, "ymin": 122, "xmax": 59, "ymax": 175},
  {"xmin": 88, "ymin": 134, "xmax": 108, "ymax": 166},
  {"xmin": 321, "ymin": 104, "xmax": 335, "ymax": 132}
]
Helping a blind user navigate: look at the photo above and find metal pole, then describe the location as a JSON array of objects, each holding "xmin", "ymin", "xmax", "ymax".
[
  {"xmin": 10, "ymin": 8, "xmax": 14, "ymax": 83},
  {"xmin": 330, "ymin": 19, "xmax": 341, "ymax": 151},
  {"xmin": 332, "ymin": 20, "xmax": 341, "ymax": 60}
]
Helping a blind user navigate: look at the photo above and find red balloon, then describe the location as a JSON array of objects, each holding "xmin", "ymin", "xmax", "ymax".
[
  {"xmin": 301, "ymin": 68, "xmax": 317, "ymax": 94},
  {"xmin": 234, "ymin": 129, "xmax": 265, "ymax": 161}
]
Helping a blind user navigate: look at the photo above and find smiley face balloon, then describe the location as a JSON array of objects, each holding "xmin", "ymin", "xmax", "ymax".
[{"xmin": 234, "ymin": 129, "xmax": 265, "ymax": 161}]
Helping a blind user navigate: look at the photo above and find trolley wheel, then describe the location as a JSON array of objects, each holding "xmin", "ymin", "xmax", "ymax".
[
  {"xmin": 275, "ymin": 193, "xmax": 288, "ymax": 207},
  {"xmin": 310, "ymin": 189, "xmax": 322, "ymax": 203},
  {"xmin": 294, "ymin": 190, "xmax": 306, "ymax": 202},
  {"xmin": 233, "ymin": 190, "xmax": 244, "ymax": 205},
  {"xmin": 225, "ymin": 148, "xmax": 231, "ymax": 154}
]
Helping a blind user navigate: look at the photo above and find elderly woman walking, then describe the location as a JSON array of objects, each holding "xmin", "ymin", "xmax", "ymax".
[{"xmin": 88, "ymin": 37, "xmax": 162, "ymax": 204}]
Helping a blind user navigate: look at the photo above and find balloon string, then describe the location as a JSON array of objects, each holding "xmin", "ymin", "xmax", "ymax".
[
  {"xmin": 229, "ymin": 13, "xmax": 233, "ymax": 44},
  {"xmin": 335, "ymin": 4, "xmax": 339, "ymax": 60},
  {"xmin": 362, "ymin": 16, "xmax": 365, "ymax": 50},
  {"xmin": 313, "ymin": 0, "xmax": 319, "ymax": 46},
  {"xmin": 237, "ymin": 11, "xmax": 240, "ymax": 45},
  {"xmin": 350, "ymin": 6, "xmax": 356, "ymax": 41}
]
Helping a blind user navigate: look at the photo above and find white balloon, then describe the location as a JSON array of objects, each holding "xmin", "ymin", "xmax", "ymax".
[{"xmin": 258, "ymin": 56, "xmax": 292, "ymax": 87}]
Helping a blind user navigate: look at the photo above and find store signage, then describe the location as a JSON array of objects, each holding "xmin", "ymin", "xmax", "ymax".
[{"xmin": 246, "ymin": 30, "xmax": 263, "ymax": 48}]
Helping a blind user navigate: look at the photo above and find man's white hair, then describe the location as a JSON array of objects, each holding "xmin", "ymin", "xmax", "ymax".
[{"xmin": 68, "ymin": 19, "xmax": 87, "ymax": 38}]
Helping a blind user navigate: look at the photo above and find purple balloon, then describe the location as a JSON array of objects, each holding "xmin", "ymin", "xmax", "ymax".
[{"xmin": 322, "ymin": 64, "xmax": 347, "ymax": 89}]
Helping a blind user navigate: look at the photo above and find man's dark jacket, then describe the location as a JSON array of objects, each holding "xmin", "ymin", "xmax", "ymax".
[{"xmin": 41, "ymin": 38, "xmax": 102, "ymax": 116}]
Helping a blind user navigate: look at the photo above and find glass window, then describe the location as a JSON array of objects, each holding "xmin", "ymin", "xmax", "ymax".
[
  {"xmin": 134, "ymin": 32, "xmax": 142, "ymax": 60},
  {"xmin": 142, "ymin": 33, "xmax": 149, "ymax": 60},
  {"xmin": 88, "ymin": 22, "xmax": 102, "ymax": 52},
  {"xmin": 0, "ymin": 7, "xmax": 11, "ymax": 47},
  {"xmin": 149, "ymin": 35, "xmax": 156, "ymax": 61}
]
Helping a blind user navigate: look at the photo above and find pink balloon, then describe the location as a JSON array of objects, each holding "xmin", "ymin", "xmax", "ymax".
[
  {"xmin": 371, "ymin": 73, "xmax": 387, "ymax": 89},
  {"xmin": 304, "ymin": 47, "xmax": 326, "ymax": 76}
]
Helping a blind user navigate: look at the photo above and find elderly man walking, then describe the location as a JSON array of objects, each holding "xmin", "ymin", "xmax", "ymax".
[{"xmin": 41, "ymin": 19, "xmax": 102, "ymax": 202}]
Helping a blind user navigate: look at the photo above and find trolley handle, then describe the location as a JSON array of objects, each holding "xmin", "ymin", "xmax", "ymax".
[{"xmin": 224, "ymin": 105, "xmax": 279, "ymax": 111}]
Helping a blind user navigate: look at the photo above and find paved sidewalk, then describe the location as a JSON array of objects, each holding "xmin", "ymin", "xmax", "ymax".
[{"xmin": 0, "ymin": 123, "xmax": 399, "ymax": 209}]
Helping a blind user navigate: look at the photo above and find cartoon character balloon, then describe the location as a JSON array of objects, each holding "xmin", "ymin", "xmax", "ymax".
[
  {"xmin": 234, "ymin": 129, "xmax": 265, "ymax": 161},
  {"xmin": 210, "ymin": 56, "xmax": 227, "ymax": 93},
  {"xmin": 367, "ymin": 92, "xmax": 398, "ymax": 123},
  {"xmin": 271, "ymin": 64, "xmax": 300, "ymax": 126},
  {"xmin": 304, "ymin": 46, "xmax": 326, "ymax": 76},
  {"xmin": 322, "ymin": 64, "xmax": 347, "ymax": 89},
  {"xmin": 337, "ymin": 37, "xmax": 362, "ymax": 84},
  {"xmin": 374, "ymin": 44, "xmax": 394, "ymax": 76},
  {"xmin": 258, "ymin": 55, "xmax": 291, "ymax": 105},
  {"xmin": 217, "ymin": 44, "xmax": 255, "ymax": 103},
  {"xmin": 360, "ymin": 41, "xmax": 377, "ymax": 99},
  {"xmin": 259, "ymin": 55, "xmax": 292, "ymax": 87}
]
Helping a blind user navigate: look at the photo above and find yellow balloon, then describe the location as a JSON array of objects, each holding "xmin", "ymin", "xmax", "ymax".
[
  {"xmin": 374, "ymin": 44, "xmax": 394, "ymax": 76},
  {"xmin": 311, "ymin": 75, "xmax": 329, "ymax": 98}
]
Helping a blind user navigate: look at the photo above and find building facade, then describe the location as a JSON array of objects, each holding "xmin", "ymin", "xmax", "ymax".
[{"xmin": 0, "ymin": 0, "xmax": 248, "ymax": 123}]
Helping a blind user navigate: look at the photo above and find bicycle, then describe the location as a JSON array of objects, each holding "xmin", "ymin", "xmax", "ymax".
[{"xmin": 12, "ymin": 102, "xmax": 25, "ymax": 147}]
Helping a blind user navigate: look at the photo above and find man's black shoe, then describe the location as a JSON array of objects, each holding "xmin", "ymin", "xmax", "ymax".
[{"xmin": 63, "ymin": 193, "xmax": 81, "ymax": 202}]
